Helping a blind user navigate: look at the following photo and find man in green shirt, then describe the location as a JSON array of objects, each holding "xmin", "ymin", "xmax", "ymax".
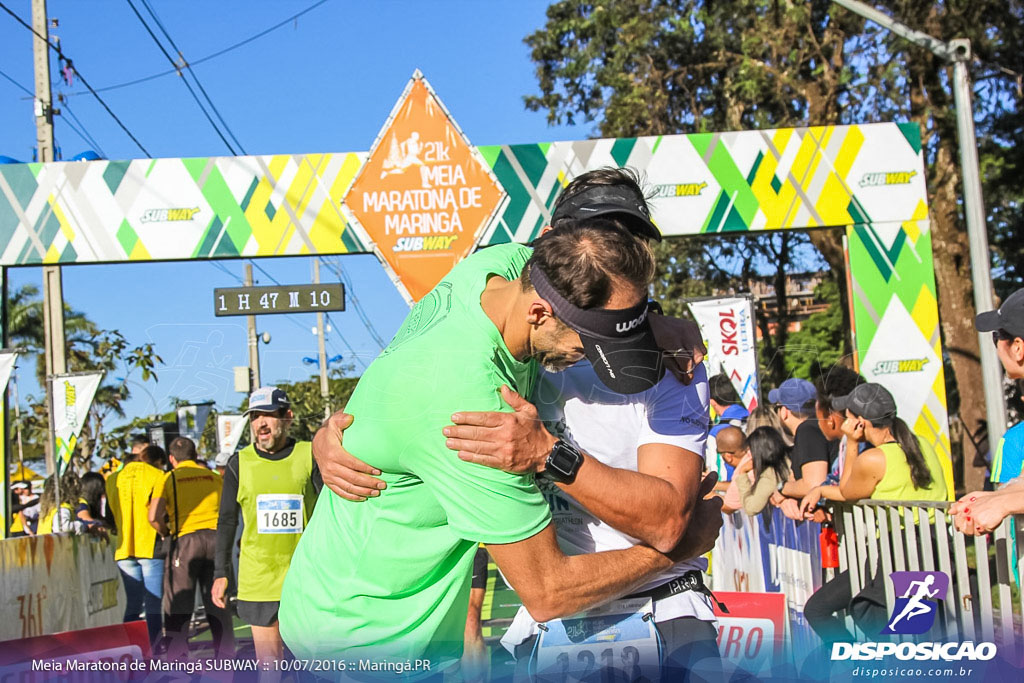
[{"xmin": 279, "ymin": 220, "xmax": 717, "ymax": 672}]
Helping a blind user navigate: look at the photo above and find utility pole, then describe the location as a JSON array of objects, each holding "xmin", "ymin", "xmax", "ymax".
[
  {"xmin": 245, "ymin": 264, "xmax": 261, "ymax": 389},
  {"xmin": 33, "ymin": 0, "xmax": 67, "ymax": 478},
  {"xmin": 314, "ymin": 259, "xmax": 330, "ymax": 419},
  {"xmin": 832, "ymin": 0, "xmax": 1007, "ymax": 455}
]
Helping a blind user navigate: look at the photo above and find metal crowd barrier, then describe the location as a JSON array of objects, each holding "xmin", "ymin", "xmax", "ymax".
[{"xmin": 833, "ymin": 500, "xmax": 1022, "ymax": 658}]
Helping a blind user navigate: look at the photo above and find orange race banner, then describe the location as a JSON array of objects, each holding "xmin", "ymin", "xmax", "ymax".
[{"xmin": 343, "ymin": 70, "xmax": 506, "ymax": 303}]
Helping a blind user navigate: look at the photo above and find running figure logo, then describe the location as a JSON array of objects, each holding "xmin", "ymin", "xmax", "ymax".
[{"xmin": 883, "ymin": 571, "xmax": 949, "ymax": 635}]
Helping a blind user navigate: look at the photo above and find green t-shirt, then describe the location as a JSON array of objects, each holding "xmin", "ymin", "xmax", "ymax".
[{"xmin": 279, "ymin": 244, "xmax": 551, "ymax": 670}]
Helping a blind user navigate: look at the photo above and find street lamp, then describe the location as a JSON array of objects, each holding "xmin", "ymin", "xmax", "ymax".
[{"xmin": 831, "ymin": 0, "xmax": 1007, "ymax": 448}]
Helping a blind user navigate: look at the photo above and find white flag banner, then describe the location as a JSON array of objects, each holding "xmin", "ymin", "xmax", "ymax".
[
  {"xmin": 687, "ymin": 297, "xmax": 760, "ymax": 410},
  {"xmin": 217, "ymin": 414, "xmax": 248, "ymax": 458},
  {"xmin": 52, "ymin": 372, "xmax": 104, "ymax": 473},
  {"xmin": 0, "ymin": 351, "xmax": 18, "ymax": 396},
  {"xmin": 177, "ymin": 403, "xmax": 214, "ymax": 444},
  {"xmin": 0, "ymin": 352, "xmax": 18, "ymax": 395}
]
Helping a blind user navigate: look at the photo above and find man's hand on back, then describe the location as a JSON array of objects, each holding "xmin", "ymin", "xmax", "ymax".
[
  {"xmin": 313, "ymin": 411, "xmax": 385, "ymax": 501},
  {"xmin": 442, "ymin": 385, "xmax": 558, "ymax": 474}
]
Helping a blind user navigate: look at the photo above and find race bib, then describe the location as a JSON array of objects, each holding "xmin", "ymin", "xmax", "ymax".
[
  {"xmin": 534, "ymin": 598, "xmax": 658, "ymax": 682},
  {"xmin": 256, "ymin": 494, "xmax": 303, "ymax": 534}
]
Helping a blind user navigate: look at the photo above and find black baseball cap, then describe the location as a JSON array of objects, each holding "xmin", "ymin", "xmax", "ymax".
[
  {"xmin": 550, "ymin": 184, "xmax": 662, "ymax": 242},
  {"xmin": 832, "ymin": 383, "xmax": 898, "ymax": 426},
  {"xmin": 530, "ymin": 263, "xmax": 664, "ymax": 394},
  {"xmin": 975, "ymin": 288, "xmax": 1024, "ymax": 340}
]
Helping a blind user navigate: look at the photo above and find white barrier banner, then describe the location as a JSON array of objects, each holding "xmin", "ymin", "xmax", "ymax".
[
  {"xmin": 0, "ymin": 534, "xmax": 124, "ymax": 640},
  {"xmin": 688, "ymin": 297, "xmax": 759, "ymax": 410},
  {"xmin": 712, "ymin": 510, "xmax": 766, "ymax": 593},
  {"xmin": 177, "ymin": 402, "xmax": 214, "ymax": 444},
  {"xmin": 51, "ymin": 372, "xmax": 103, "ymax": 474},
  {"xmin": 217, "ymin": 414, "xmax": 248, "ymax": 458}
]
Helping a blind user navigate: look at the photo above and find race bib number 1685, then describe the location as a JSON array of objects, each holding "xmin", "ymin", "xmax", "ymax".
[{"xmin": 256, "ymin": 494, "xmax": 303, "ymax": 534}]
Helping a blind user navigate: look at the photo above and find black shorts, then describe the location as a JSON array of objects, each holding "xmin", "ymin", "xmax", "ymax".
[
  {"xmin": 471, "ymin": 547, "xmax": 489, "ymax": 590},
  {"xmin": 236, "ymin": 599, "xmax": 279, "ymax": 627}
]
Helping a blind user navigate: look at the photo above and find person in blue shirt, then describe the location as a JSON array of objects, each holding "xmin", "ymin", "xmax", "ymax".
[{"xmin": 975, "ymin": 288, "xmax": 1024, "ymax": 485}]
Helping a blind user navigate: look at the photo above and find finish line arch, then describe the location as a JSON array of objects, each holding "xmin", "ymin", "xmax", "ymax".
[{"xmin": 0, "ymin": 121, "xmax": 947, "ymax": 474}]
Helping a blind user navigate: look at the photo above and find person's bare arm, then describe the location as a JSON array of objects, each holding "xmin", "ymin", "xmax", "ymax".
[
  {"xmin": 781, "ymin": 460, "xmax": 828, "ymax": 498},
  {"xmin": 837, "ymin": 448, "xmax": 885, "ymax": 501},
  {"xmin": 148, "ymin": 497, "xmax": 169, "ymax": 536},
  {"xmin": 313, "ymin": 411, "xmax": 386, "ymax": 501},
  {"xmin": 487, "ymin": 525, "xmax": 670, "ymax": 622},
  {"xmin": 443, "ymin": 385, "xmax": 703, "ymax": 553},
  {"xmin": 486, "ymin": 477, "xmax": 722, "ymax": 622}
]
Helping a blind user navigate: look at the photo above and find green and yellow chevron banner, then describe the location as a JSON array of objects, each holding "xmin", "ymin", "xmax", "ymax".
[{"xmin": 0, "ymin": 122, "xmax": 946, "ymax": 467}]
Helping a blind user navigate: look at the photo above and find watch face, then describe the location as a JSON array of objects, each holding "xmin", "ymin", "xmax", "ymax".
[{"xmin": 548, "ymin": 441, "xmax": 582, "ymax": 480}]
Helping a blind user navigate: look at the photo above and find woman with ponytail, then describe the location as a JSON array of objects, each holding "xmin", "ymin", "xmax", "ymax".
[
  {"xmin": 799, "ymin": 382, "xmax": 950, "ymax": 644},
  {"xmin": 799, "ymin": 382, "xmax": 951, "ymax": 510}
]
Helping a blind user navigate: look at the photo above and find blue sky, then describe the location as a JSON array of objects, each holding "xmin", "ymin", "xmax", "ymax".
[{"xmin": 0, "ymin": 1, "xmax": 593, "ymax": 425}]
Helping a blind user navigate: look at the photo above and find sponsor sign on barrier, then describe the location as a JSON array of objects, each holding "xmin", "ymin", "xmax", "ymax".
[
  {"xmin": 713, "ymin": 591, "xmax": 787, "ymax": 676},
  {"xmin": 0, "ymin": 534, "xmax": 125, "ymax": 641}
]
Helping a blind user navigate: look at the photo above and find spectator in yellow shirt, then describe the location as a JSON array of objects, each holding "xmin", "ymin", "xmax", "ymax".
[
  {"xmin": 106, "ymin": 445, "xmax": 167, "ymax": 648},
  {"xmin": 150, "ymin": 437, "xmax": 233, "ymax": 659}
]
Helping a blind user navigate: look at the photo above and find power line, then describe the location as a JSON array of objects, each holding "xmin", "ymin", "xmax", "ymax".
[
  {"xmin": 208, "ymin": 260, "xmax": 244, "ymax": 284},
  {"xmin": 59, "ymin": 96, "xmax": 106, "ymax": 156},
  {"xmin": 58, "ymin": 0, "xmax": 328, "ymax": 99},
  {"xmin": 0, "ymin": 65, "xmax": 32, "ymax": 96},
  {"xmin": 248, "ymin": 259, "xmax": 281, "ymax": 286},
  {"xmin": 0, "ymin": 0, "xmax": 151, "ymax": 156},
  {"xmin": 124, "ymin": 0, "xmax": 237, "ymax": 155},
  {"xmin": 139, "ymin": 0, "xmax": 247, "ymax": 154},
  {"xmin": 321, "ymin": 257, "xmax": 388, "ymax": 349}
]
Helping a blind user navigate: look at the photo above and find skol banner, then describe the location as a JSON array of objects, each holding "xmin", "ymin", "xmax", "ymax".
[
  {"xmin": 51, "ymin": 372, "xmax": 103, "ymax": 474},
  {"xmin": 216, "ymin": 414, "xmax": 248, "ymax": 458},
  {"xmin": 341, "ymin": 70, "xmax": 506, "ymax": 303},
  {"xmin": 176, "ymin": 402, "xmax": 214, "ymax": 445},
  {"xmin": 687, "ymin": 297, "xmax": 759, "ymax": 410}
]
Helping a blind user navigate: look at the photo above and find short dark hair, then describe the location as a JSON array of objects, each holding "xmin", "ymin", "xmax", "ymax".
[
  {"xmin": 709, "ymin": 373, "xmax": 741, "ymax": 405},
  {"xmin": 169, "ymin": 437, "xmax": 198, "ymax": 462},
  {"xmin": 814, "ymin": 364, "xmax": 865, "ymax": 415},
  {"xmin": 140, "ymin": 445, "xmax": 167, "ymax": 470},
  {"xmin": 521, "ymin": 218, "xmax": 655, "ymax": 309}
]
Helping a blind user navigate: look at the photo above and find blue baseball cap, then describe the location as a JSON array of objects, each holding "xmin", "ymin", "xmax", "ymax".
[{"xmin": 768, "ymin": 378, "xmax": 817, "ymax": 413}]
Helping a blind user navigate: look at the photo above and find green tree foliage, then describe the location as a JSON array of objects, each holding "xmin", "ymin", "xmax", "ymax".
[
  {"xmin": 237, "ymin": 375, "xmax": 360, "ymax": 443},
  {"xmin": 524, "ymin": 0, "xmax": 1024, "ymax": 489},
  {"xmin": 6, "ymin": 284, "xmax": 164, "ymax": 471},
  {"xmin": 782, "ymin": 279, "xmax": 846, "ymax": 379}
]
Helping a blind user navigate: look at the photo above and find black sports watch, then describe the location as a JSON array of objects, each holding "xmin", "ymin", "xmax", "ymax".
[{"xmin": 544, "ymin": 439, "xmax": 583, "ymax": 484}]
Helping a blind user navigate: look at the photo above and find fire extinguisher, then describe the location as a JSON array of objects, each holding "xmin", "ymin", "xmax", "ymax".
[{"xmin": 820, "ymin": 521, "xmax": 840, "ymax": 568}]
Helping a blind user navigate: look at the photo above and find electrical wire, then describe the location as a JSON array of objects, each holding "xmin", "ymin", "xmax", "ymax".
[
  {"xmin": 0, "ymin": 65, "xmax": 32, "ymax": 96},
  {"xmin": 58, "ymin": 0, "xmax": 328, "ymax": 99},
  {"xmin": 0, "ymin": 0, "xmax": 151, "ymax": 156},
  {"xmin": 208, "ymin": 260, "xmax": 245, "ymax": 284},
  {"xmin": 138, "ymin": 0, "xmax": 247, "ymax": 154},
  {"xmin": 59, "ymin": 97, "xmax": 106, "ymax": 157},
  {"xmin": 248, "ymin": 260, "xmax": 281, "ymax": 286},
  {"xmin": 124, "ymin": 0, "xmax": 237, "ymax": 155},
  {"xmin": 321, "ymin": 257, "xmax": 388, "ymax": 349}
]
